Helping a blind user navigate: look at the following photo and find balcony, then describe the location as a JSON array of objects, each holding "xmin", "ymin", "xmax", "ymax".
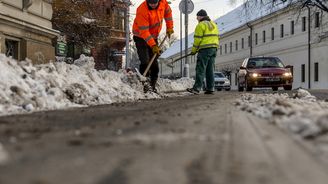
[{"xmin": 109, "ymin": 29, "xmax": 126, "ymax": 42}]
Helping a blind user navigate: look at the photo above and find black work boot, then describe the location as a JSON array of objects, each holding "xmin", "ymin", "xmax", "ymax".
[
  {"xmin": 150, "ymin": 80, "xmax": 158, "ymax": 93},
  {"xmin": 143, "ymin": 83, "xmax": 151, "ymax": 93},
  {"xmin": 187, "ymin": 88, "xmax": 200, "ymax": 94},
  {"xmin": 204, "ymin": 90, "xmax": 214, "ymax": 95}
]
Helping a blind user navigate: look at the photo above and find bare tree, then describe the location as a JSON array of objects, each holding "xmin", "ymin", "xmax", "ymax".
[
  {"xmin": 229, "ymin": 0, "xmax": 328, "ymax": 13},
  {"xmin": 52, "ymin": 0, "xmax": 114, "ymax": 47}
]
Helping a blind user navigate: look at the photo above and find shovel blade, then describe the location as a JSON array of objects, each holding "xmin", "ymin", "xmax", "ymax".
[{"xmin": 135, "ymin": 68, "xmax": 147, "ymax": 82}]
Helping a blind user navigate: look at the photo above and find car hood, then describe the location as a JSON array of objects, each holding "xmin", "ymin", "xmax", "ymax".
[
  {"xmin": 214, "ymin": 77, "xmax": 229, "ymax": 82},
  {"xmin": 248, "ymin": 68, "xmax": 288, "ymax": 74}
]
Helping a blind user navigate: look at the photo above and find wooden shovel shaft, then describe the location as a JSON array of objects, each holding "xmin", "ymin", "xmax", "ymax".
[
  {"xmin": 167, "ymin": 53, "xmax": 192, "ymax": 66},
  {"xmin": 142, "ymin": 35, "xmax": 168, "ymax": 77}
]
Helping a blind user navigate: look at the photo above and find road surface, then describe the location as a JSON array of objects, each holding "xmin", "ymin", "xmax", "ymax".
[{"xmin": 0, "ymin": 91, "xmax": 328, "ymax": 184}]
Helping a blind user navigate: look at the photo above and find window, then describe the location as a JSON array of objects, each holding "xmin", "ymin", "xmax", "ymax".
[
  {"xmin": 315, "ymin": 12, "xmax": 320, "ymax": 28},
  {"xmin": 225, "ymin": 44, "xmax": 227, "ymax": 54},
  {"xmin": 314, "ymin": 62, "xmax": 319, "ymax": 81},
  {"xmin": 301, "ymin": 64, "xmax": 305, "ymax": 82},
  {"xmin": 235, "ymin": 40, "xmax": 238, "ymax": 51},
  {"xmin": 302, "ymin": 16, "xmax": 306, "ymax": 32},
  {"xmin": 5, "ymin": 39, "xmax": 19, "ymax": 60},
  {"xmin": 230, "ymin": 42, "xmax": 232, "ymax": 53},
  {"xmin": 255, "ymin": 33, "xmax": 258, "ymax": 45},
  {"xmin": 241, "ymin": 38, "xmax": 244, "ymax": 49},
  {"xmin": 263, "ymin": 30, "xmax": 266, "ymax": 43},
  {"xmin": 280, "ymin": 24, "xmax": 284, "ymax": 38},
  {"xmin": 220, "ymin": 46, "xmax": 222, "ymax": 55},
  {"xmin": 271, "ymin": 27, "xmax": 275, "ymax": 40},
  {"xmin": 113, "ymin": 9, "xmax": 125, "ymax": 30},
  {"xmin": 291, "ymin": 21, "xmax": 294, "ymax": 35}
]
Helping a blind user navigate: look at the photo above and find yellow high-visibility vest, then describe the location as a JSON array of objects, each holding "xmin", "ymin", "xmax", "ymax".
[{"xmin": 192, "ymin": 20, "xmax": 220, "ymax": 53}]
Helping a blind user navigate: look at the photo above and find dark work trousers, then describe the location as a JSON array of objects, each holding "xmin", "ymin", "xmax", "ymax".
[
  {"xmin": 133, "ymin": 36, "xmax": 159, "ymax": 86},
  {"xmin": 193, "ymin": 47, "xmax": 217, "ymax": 91}
]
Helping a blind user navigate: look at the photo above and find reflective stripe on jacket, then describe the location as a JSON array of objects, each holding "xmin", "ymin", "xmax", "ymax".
[
  {"xmin": 192, "ymin": 20, "xmax": 219, "ymax": 53},
  {"xmin": 133, "ymin": 0, "xmax": 173, "ymax": 47}
]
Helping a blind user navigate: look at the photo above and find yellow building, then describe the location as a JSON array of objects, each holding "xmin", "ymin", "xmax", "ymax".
[{"xmin": 0, "ymin": 0, "xmax": 58, "ymax": 63}]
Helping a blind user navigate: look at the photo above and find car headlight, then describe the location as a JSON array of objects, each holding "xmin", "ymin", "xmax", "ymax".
[
  {"xmin": 224, "ymin": 80, "xmax": 230, "ymax": 84},
  {"xmin": 283, "ymin": 72, "xmax": 292, "ymax": 77},
  {"xmin": 251, "ymin": 73, "xmax": 260, "ymax": 78}
]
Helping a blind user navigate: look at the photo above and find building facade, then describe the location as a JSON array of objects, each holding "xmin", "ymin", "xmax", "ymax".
[
  {"xmin": 0, "ymin": 0, "xmax": 58, "ymax": 63},
  {"xmin": 160, "ymin": 2, "xmax": 328, "ymax": 89},
  {"xmin": 52, "ymin": 0, "xmax": 129, "ymax": 71},
  {"xmin": 217, "ymin": 6, "xmax": 328, "ymax": 90},
  {"xmin": 91, "ymin": 0, "xmax": 129, "ymax": 70}
]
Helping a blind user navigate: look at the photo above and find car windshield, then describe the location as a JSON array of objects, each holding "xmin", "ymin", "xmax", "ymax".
[
  {"xmin": 246, "ymin": 58, "xmax": 285, "ymax": 69},
  {"xmin": 214, "ymin": 73, "xmax": 225, "ymax": 78}
]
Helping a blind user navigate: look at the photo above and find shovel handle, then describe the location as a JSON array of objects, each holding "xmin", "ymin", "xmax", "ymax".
[
  {"xmin": 166, "ymin": 53, "xmax": 193, "ymax": 66},
  {"xmin": 143, "ymin": 35, "xmax": 168, "ymax": 76}
]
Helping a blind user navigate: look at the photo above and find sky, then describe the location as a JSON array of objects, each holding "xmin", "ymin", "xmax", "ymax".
[{"xmin": 130, "ymin": 0, "xmax": 244, "ymax": 37}]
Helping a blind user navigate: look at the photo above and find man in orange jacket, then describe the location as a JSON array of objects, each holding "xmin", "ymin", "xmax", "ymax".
[{"xmin": 133, "ymin": 0, "xmax": 174, "ymax": 92}]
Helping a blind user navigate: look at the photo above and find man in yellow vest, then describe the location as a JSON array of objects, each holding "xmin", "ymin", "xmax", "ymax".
[{"xmin": 187, "ymin": 9, "xmax": 219, "ymax": 95}]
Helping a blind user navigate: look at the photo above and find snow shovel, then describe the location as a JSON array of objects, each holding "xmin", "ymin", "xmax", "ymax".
[
  {"xmin": 166, "ymin": 53, "xmax": 193, "ymax": 68},
  {"xmin": 135, "ymin": 35, "xmax": 168, "ymax": 83}
]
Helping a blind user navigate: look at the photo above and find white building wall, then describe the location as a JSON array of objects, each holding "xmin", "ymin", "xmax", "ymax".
[{"xmin": 216, "ymin": 6, "xmax": 328, "ymax": 90}]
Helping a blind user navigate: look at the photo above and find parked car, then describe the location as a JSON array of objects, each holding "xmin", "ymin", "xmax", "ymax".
[
  {"xmin": 237, "ymin": 56, "xmax": 293, "ymax": 91},
  {"xmin": 214, "ymin": 72, "xmax": 231, "ymax": 91},
  {"xmin": 202, "ymin": 72, "xmax": 231, "ymax": 91}
]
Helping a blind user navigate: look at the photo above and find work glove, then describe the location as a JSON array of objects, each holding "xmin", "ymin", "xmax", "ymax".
[
  {"xmin": 191, "ymin": 47, "xmax": 197, "ymax": 55},
  {"xmin": 166, "ymin": 28, "xmax": 174, "ymax": 38},
  {"xmin": 152, "ymin": 45, "xmax": 161, "ymax": 55}
]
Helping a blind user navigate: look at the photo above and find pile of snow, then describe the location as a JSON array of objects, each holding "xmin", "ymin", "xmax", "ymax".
[
  {"xmin": 235, "ymin": 89, "xmax": 328, "ymax": 139},
  {"xmin": 0, "ymin": 54, "xmax": 193, "ymax": 116}
]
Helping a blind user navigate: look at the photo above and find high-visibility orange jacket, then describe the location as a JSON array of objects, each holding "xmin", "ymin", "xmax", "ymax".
[{"xmin": 133, "ymin": 0, "xmax": 173, "ymax": 47}]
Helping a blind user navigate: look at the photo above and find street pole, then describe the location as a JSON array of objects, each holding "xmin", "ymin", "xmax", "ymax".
[
  {"xmin": 184, "ymin": 0, "xmax": 189, "ymax": 78},
  {"xmin": 180, "ymin": 10, "xmax": 183, "ymax": 77},
  {"xmin": 307, "ymin": 5, "xmax": 311, "ymax": 89},
  {"xmin": 125, "ymin": 1, "xmax": 130, "ymax": 69}
]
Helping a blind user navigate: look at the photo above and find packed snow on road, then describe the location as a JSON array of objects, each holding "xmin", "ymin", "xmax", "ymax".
[
  {"xmin": 0, "ymin": 54, "xmax": 193, "ymax": 117},
  {"xmin": 236, "ymin": 89, "xmax": 328, "ymax": 162},
  {"xmin": 235, "ymin": 89, "xmax": 328, "ymax": 138}
]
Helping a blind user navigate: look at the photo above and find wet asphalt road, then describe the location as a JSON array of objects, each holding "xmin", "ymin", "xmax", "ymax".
[{"xmin": 0, "ymin": 89, "xmax": 328, "ymax": 184}]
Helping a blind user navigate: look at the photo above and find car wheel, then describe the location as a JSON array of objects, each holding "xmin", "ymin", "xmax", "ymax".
[
  {"xmin": 272, "ymin": 87, "xmax": 278, "ymax": 91},
  {"xmin": 217, "ymin": 89, "xmax": 222, "ymax": 91},
  {"xmin": 245, "ymin": 79, "xmax": 252, "ymax": 91},
  {"xmin": 225, "ymin": 88, "xmax": 231, "ymax": 91},
  {"xmin": 283, "ymin": 85, "xmax": 292, "ymax": 90}
]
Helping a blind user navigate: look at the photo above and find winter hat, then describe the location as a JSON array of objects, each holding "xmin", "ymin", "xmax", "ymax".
[
  {"xmin": 147, "ymin": 0, "xmax": 159, "ymax": 3},
  {"xmin": 196, "ymin": 9, "xmax": 207, "ymax": 17}
]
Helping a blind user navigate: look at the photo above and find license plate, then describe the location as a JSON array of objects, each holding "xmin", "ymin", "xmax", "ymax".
[{"xmin": 266, "ymin": 77, "xmax": 280, "ymax": 81}]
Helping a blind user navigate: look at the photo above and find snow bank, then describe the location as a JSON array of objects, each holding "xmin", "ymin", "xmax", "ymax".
[
  {"xmin": 0, "ymin": 54, "xmax": 193, "ymax": 116},
  {"xmin": 235, "ymin": 89, "xmax": 328, "ymax": 139}
]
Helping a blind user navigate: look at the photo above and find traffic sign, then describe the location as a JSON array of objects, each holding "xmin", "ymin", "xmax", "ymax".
[{"xmin": 179, "ymin": 0, "xmax": 194, "ymax": 15}]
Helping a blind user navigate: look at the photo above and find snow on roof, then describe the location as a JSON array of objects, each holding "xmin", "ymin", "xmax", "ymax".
[{"xmin": 161, "ymin": 0, "xmax": 291, "ymax": 59}]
